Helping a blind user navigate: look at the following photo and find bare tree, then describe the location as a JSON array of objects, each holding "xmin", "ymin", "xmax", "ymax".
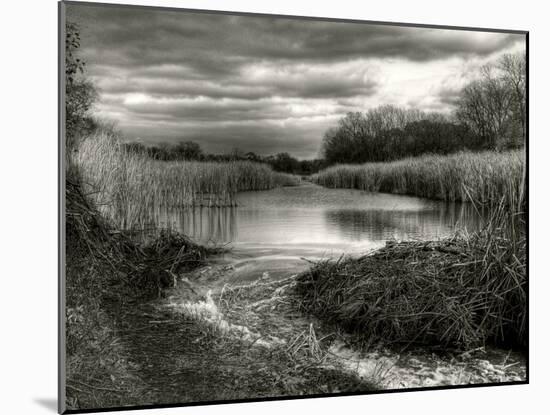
[
  {"xmin": 457, "ymin": 65, "xmax": 515, "ymax": 148},
  {"xmin": 364, "ymin": 105, "xmax": 425, "ymax": 137},
  {"xmin": 322, "ymin": 105, "xmax": 475, "ymax": 164},
  {"xmin": 456, "ymin": 53, "xmax": 526, "ymax": 149},
  {"xmin": 499, "ymin": 53, "xmax": 527, "ymax": 144}
]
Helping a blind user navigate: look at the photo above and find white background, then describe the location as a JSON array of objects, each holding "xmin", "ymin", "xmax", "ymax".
[{"xmin": 0, "ymin": 0, "xmax": 546, "ymax": 414}]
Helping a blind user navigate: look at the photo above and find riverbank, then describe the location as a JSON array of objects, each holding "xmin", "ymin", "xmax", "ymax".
[
  {"xmin": 65, "ymin": 150, "xmax": 526, "ymax": 411},
  {"xmin": 65, "ymin": 176, "xmax": 213, "ymax": 409},
  {"xmin": 66, "ymin": 245, "xmax": 374, "ymax": 410},
  {"xmin": 312, "ymin": 150, "xmax": 525, "ymax": 210},
  {"xmin": 295, "ymin": 219, "xmax": 526, "ymax": 351},
  {"xmin": 73, "ymin": 129, "xmax": 300, "ymax": 230},
  {"xmin": 189, "ymin": 261, "xmax": 525, "ymax": 386},
  {"xmin": 304, "ymin": 150, "xmax": 527, "ymax": 356},
  {"xmin": 65, "ymin": 177, "xmax": 373, "ymax": 411}
]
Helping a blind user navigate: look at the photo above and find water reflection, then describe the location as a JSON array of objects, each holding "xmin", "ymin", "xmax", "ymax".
[
  {"xmin": 324, "ymin": 203, "xmax": 484, "ymax": 242},
  {"xmin": 151, "ymin": 183, "xmax": 487, "ymax": 255},
  {"xmin": 155, "ymin": 206, "xmax": 237, "ymax": 244}
]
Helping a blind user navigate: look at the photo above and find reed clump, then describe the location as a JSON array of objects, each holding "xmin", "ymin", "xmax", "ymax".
[
  {"xmin": 312, "ymin": 150, "xmax": 525, "ymax": 212},
  {"xmin": 296, "ymin": 205, "xmax": 526, "ymax": 350},
  {"xmin": 73, "ymin": 129, "xmax": 299, "ymax": 230}
]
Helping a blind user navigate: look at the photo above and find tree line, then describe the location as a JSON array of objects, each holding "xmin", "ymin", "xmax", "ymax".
[
  {"xmin": 123, "ymin": 141, "xmax": 326, "ymax": 175},
  {"xmin": 322, "ymin": 53, "xmax": 526, "ymax": 164}
]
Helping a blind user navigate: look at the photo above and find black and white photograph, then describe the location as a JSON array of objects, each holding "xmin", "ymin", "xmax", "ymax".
[{"xmin": 60, "ymin": 1, "xmax": 527, "ymax": 412}]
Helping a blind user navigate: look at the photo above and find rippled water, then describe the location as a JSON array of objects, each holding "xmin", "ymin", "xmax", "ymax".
[
  {"xmin": 152, "ymin": 183, "xmax": 486, "ymax": 280},
  {"xmin": 156, "ymin": 183, "xmax": 484, "ymax": 250}
]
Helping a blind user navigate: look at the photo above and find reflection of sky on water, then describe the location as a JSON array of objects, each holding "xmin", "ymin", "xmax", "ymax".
[
  {"xmin": 152, "ymin": 184, "xmax": 486, "ymax": 255},
  {"xmin": 324, "ymin": 204, "xmax": 483, "ymax": 242}
]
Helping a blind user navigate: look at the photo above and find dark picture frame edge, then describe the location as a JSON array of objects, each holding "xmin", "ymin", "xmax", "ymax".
[
  {"xmin": 59, "ymin": 1, "xmax": 67, "ymax": 414},
  {"xmin": 60, "ymin": 0, "xmax": 528, "ymax": 35}
]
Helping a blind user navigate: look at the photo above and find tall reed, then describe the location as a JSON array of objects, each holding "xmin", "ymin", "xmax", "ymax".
[
  {"xmin": 72, "ymin": 129, "xmax": 298, "ymax": 229},
  {"xmin": 312, "ymin": 151, "xmax": 525, "ymax": 212}
]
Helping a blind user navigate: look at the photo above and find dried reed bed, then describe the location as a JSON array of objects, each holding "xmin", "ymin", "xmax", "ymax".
[
  {"xmin": 296, "ymin": 203, "xmax": 526, "ymax": 350},
  {"xmin": 73, "ymin": 129, "xmax": 299, "ymax": 229},
  {"xmin": 307, "ymin": 150, "xmax": 527, "ymax": 350},
  {"xmin": 312, "ymin": 151, "xmax": 525, "ymax": 212}
]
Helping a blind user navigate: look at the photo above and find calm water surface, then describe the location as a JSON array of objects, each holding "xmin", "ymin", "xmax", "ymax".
[{"xmin": 155, "ymin": 183, "xmax": 486, "ymax": 280}]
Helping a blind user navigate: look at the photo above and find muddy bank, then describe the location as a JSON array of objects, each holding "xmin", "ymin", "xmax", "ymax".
[
  {"xmin": 67, "ymin": 240, "xmax": 372, "ymax": 410},
  {"xmin": 163, "ymin": 261, "xmax": 525, "ymax": 392},
  {"xmin": 115, "ymin": 267, "xmax": 376, "ymax": 406},
  {"xmin": 67, "ymin": 232, "xmax": 525, "ymax": 411},
  {"xmin": 93, "ymin": 273, "xmax": 374, "ymax": 409}
]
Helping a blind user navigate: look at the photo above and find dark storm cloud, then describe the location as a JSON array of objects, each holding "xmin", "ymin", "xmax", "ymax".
[
  {"xmin": 67, "ymin": 3, "xmax": 524, "ymax": 158},
  {"xmin": 124, "ymin": 99, "xmax": 294, "ymax": 123},
  {"xmin": 95, "ymin": 67, "xmax": 378, "ymax": 100},
  {"xmin": 70, "ymin": 5, "xmax": 520, "ymax": 71}
]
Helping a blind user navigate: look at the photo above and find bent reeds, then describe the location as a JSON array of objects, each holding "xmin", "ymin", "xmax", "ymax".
[{"xmin": 296, "ymin": 204, "xmax": 526, "ymax": 350}]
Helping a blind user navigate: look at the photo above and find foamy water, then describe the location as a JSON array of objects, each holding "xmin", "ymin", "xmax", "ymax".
[{"xmin": 329, "ymin": 340, "xmax": 526, "ymax": 388}]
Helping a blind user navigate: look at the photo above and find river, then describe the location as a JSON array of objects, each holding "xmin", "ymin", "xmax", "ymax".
[
  {"xmin": 160, "ymin": 182, "xmax": 525, "ymax": 390},
  {"xmin": 154, "ymin": 182, "xmax": 485, "ymax": 283}
]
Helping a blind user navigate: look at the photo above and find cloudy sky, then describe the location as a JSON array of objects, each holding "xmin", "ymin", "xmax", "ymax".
[{"xmin": 67, "ymin": 4, "xmax": 525, "ymax": 159}]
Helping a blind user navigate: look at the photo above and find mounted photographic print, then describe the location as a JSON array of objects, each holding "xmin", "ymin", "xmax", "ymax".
[{"xmin": 59, "ymin": 1, "xmax": 528, "ymax": 413}]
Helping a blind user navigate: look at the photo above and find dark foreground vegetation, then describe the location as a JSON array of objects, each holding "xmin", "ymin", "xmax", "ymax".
[
  {"xmin": 66, "ymin": 171, "xmax": 208, "ymax": 408},
  {"xmin": 296, "ymin": 209, "xmax": 526, "ymax": 351},
  {"xmin": 66, "ymin": 174, "xmax": 371, "ymax": 410}
]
